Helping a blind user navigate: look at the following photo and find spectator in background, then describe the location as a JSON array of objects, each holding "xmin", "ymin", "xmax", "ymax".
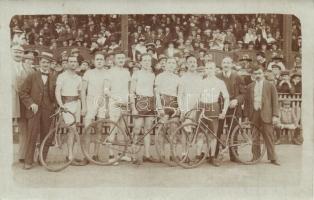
[
  {"xmin": 256, "ymin": 52, "xmax": 268, "ymax": 70},
  {"xmin": 290, "ymin": 72, "xmax": 302, "ymax": 94},
  {"xmin": 267, "ymin": 53, "xmax": 285, "ymax": 71},
  {"xmin": 277, "ymin": 70, "xmax": 293, "ymax": 94}
]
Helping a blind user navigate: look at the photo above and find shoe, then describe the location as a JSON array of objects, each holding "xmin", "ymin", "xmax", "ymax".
[
  {"xmin": 109, "ymin": 156, "xmax": 119, "ymax": 166},
  {"xmin": 19, "ymin": 159, "xmax": 25, "ymax": 163},
  {"xmin": 92, "ymin": 155, "xmax": 100, "ymax": 161},
  {"xmin": 195, "ymin": 152, "xmax": 205, "ymax": 160},
  {"xmin": 230, "ymin": 157, "xmax": 238, "ymax": 162},
  {"xmin": 23, "ymin": 163, "xmax": 32, "ymax": 170},
  {"xmin": 120, "ymin": 155, "xmax": 132, "ymax": 162},
  {"xmin": 275, "ymin": 139, "xmax": 281, "ymax": 145},
  {"xmin": 143, "ymin": 156, "xmax": 159, "ymax": 163},
  {"xmin": 211, "ymin": 158, "xmax": 221, "ymax": 167},
  {"xmin": 132, "ymin": 159, "xmax": 143, "ymax": 165},
  {"xmin": 270, "ymin": 160, "xmax": 280, "ymax": 166},
  {"xmin": 207, "ymin": 156, "xmax": 213, "ymax": 163}
]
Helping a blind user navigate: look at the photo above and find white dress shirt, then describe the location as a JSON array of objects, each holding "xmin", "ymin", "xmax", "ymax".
[{"xmin": 254, "ymin": 79, "xmax": 264, "ymax": 110}]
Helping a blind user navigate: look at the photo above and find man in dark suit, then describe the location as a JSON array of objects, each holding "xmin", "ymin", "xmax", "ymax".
[
  {"xmin": 215, "ymin": 56, "xmax": 246, "ymax": 162},
  {"xmin": 244, "ymin": 65, "xmax": 280, "ymax": 165},
  {"xmin": 215, "ymin": 57, "xmax": 245, "ymax": 162},
  {"xmin": 19, "ymin": 51, "xmax": 56, "ymax": 169}
]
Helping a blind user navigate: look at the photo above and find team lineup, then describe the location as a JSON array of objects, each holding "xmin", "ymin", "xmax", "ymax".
[{"xmin": 17, "ymin": 48, "xmax": 280, "ymax": 171}]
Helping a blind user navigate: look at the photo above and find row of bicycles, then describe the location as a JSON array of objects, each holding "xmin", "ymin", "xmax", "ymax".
[{"xmin": 39, "ymin": 106, "xmax": 266, "ymax": 172}]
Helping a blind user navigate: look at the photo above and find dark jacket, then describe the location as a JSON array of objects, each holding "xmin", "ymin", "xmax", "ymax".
[
  {"xmin": 244, "ymin": 80, "xmax": 279, "ymax": 123},
  {"xmin": 19, "ymin": 71, "xmax": 56, "ymax": 119}
]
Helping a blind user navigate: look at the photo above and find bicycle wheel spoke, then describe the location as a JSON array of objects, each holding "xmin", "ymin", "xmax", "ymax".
[{"xmin": 81, "ymin": 119, "xmax": 128, "ymax": 165}]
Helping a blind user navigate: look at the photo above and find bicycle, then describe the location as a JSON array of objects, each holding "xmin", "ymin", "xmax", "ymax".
[
  {"xmin": 39, "ymin": 107, "xmax": 79, "ymax": 172},
  {"xmin": 171, "ymin": 107, "xmax": 266, "ymax": 169},
  {"xmin": 80, "ymin": 105, "xmax": 181, "ymax": 166}
]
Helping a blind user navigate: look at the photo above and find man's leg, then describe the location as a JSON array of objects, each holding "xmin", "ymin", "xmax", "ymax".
[
  {"xmin": 18, "ymin": 117, "xmax": 28, "ymax": 162},
  {"xmin": 143, "ymin": 116, "xmax": 156, "ymax": 160},
  {"xmin": 132, "ymin": 117, "xmax": 144, "ymax": 163},
  {"xmin": 261, "ymin": 122, "xmax": 277, "ymax": 162},
  {"xmin": 215, "ymin": 119, "xmax": 225, "ymax": 158},
  {"xmin": 40, "ymin": 108, "xmax": 53, "ymax": 162},
  {"xmin": 24, "ymin": 111, "xmax": 41, "ymax": 167}
]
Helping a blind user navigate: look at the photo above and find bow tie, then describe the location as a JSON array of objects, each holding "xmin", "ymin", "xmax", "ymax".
[{"xmin": 41, "ymin": 72, "xmax": 49, "ymax": 76}]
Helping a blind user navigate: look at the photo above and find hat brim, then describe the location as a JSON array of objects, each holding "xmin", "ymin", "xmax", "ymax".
[{"xmin": 38, "ymin": 55, "xmax": 55, "ymax": 62}]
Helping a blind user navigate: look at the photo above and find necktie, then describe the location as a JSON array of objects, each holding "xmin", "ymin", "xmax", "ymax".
[{"xmin": 41, "ymin": 72, "xmax": 49, "ymax": 76}]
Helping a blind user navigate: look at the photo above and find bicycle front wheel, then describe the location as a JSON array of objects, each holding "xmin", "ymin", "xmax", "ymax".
[
  {"xmin": 155, "ymin": 119, "xmax": 180, "ymax": 167},
  {"xmin": 81, "ymin": 119, "xmax": 129, "ymax": 165},
  {"xmin": 230, "ymin": 122, "xmax": 266, "ymax": 164},
  {"xmin": 39, "ymin": 126, "xmax": 76, "ymax": 172},
  {"xmin": 170, "ymin": 122, "xmax": 208, "ymax": 169}
]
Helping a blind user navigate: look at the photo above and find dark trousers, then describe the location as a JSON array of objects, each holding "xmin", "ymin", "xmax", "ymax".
[
  {"xmin": 18, "ymin": 118, "xmax": 28, "ymax": 160},
  {"xmin": 251, "ymin": 110, "xmax": 277, "ymax": 161},
  {"xmin": 24, "ymin": 106, "xmax": 53, "ymax": 165},
  {"xmin": 215, "ymin": 108, "xmax": 237, "ymax": 159}
]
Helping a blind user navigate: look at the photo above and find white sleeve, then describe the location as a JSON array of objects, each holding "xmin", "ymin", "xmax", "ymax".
[{"xmin": 82, "ymin": 70, "xmax": 90, "ymax": 82}]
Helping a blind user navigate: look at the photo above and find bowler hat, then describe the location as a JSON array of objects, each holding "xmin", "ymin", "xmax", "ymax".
[{"xmin": 38, "ymin": 51, "xmax": 55, "ymax": 62}]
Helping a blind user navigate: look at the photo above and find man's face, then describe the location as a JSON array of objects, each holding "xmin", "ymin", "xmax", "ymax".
[
  {"xmin": 292, "ymin": 76, "xmax": 301, "ymax": 83},
  {"xmin": 12, "ymin": 49, "xmax": 23, "ymax": 62},
  {"xmin": 140, "ymin": 55, "xmax": 152, "ymax": 70},
  {"xmin": 94, "ymin": 54, "xmax": 105, "ymax": 69},
  {"xmin": 165, "ymin": 58, "xmax": 177, "ymax": 72},
  {"xmin": 62, "ymin": 60, "xmax": 68, "ymax": 68},
  {"xmin": 222, "ymin": 57, "xmax": 233, "ymax": 72},
  {"xmin": 253, "ymin": 69, "xmax": 264, "ymax": 81},
  {"xmin": 114, "ymin": 53, "xmax": 126, "ymax": 67},
  {"xmin": 39, "ymin": 58, "xmax": 51, "ymax": 72},
  {"xmin": 186, "ymin": 57, "xmax": 197, "ymax": 72},
  {"xmin": 81, "ymin": 62, "xmax": 89, "ymax": 71},
  {"xmin": 50, "ymin": 61, "xmax": 57, "ymax": 70},
  {"xmin": 67, "ymin": 56, "xmax": 78, "ymax": 71},
  {"xmin": 204, "ymin": 63, "xmax": 216, "ymax": 77},
  {"xmin": 272, "ymin": 68, "xmax": 281, "ymax": 76},
  {"xmin": 24, "ymin": 58, "xmax": 33, "ymax": 66},
  {"xmin": 282, "ymin": 75, "xmax": 290, "ymax": 81}
]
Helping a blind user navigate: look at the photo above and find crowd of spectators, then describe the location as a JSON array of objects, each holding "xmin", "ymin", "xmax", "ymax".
[{"xmin": 10, "ymin": 14, "xmax": 302, "ymax": 95}]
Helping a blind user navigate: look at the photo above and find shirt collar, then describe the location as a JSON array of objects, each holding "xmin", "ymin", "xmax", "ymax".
[{"xmin": 223, "ymin": 71, "xmax": 231, "ymax": 78}]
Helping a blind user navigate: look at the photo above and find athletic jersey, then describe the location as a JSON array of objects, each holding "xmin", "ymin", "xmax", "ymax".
[{"xmin": 131, "ymin": 69, "xmax": 155, "ymax": 97}]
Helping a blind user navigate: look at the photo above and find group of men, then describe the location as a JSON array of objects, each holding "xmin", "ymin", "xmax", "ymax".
[{"xmin": 12, "ymin": 44, "xmax": 281, "ymax": 170}]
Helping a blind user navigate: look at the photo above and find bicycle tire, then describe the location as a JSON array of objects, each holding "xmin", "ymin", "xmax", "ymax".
[
  {"xmin": 81, "ymin": 119, "xmax": 129, "ymax": 166},
  {"xmin": 230, "ymin": 122, "xmax": 266, "ymax": 165},
  {"xmin": 155, "ymin": 119, "xmax": 180, "ymax": 167},
  {"xmin": 39, "ymin": 126, "xmax": 75, "ymax": 172},
  {"xmin": 170, "ymin": 122, "xmax": 208, "ymax": 169}
]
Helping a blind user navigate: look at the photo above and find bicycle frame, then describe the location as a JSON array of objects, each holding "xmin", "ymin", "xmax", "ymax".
[{"xmin": 190, "ymin": 107, "xmax": 240, "ymax": 150}]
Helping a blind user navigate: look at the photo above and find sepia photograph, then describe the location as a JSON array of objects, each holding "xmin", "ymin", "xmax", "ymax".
[{"xmin": 0, "ymin": 1, "xmax": 313, "ymax": 200}]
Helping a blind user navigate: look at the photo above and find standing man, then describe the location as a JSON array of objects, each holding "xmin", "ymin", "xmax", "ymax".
[
  {"xmin": 81, "ymin": 52, "xmax": 109, "ymax": 162},
  {"xmin": 215, "ymin": 56, "xmax": 245, "ymax": 162},
  {"xmin": 244, "ymin": 65, "xmax": 280, "ymax": 166},
  {"xmin": 55, "ymin": 55, "xmax": 82, "ymax": 162},
  {"xmin": 104, "ymin": 49, "xmax": 132, "ymax": 165},
  {"xmin": 19, "ymin": 51, "xmax": 56, "ymax": 169},
  {"xmin": 11, "ymin": 45, "xmax": 34, "ymax": 163}
]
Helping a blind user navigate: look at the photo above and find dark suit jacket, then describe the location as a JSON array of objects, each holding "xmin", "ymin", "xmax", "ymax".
[
  {"xmin": 216, "ymin": 72, "xmax": 245, "ymax": 105},
  {"xmin": 19, "ymin": 71, "xmax": 56, "ymax": 119},
  {"xmin": 244, "ymin": 80, "xmax": 279, "ymax": 123}
]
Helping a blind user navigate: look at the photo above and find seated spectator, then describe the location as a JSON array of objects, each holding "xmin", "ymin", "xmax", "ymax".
[
  {"xmin": 290, "ymin": 72, "xmax": 302, "ymax": 94},
  {"xmin": 256, "ymin": 52, "xmax": 267, "ymax": 70},
  {"xmin": 270, "ymin": 64, "xmax": 282, "ymax": 85},
  {"xmin": 267, "ymin": 53, "xmax": 286, "ymax": 71},
  {"xmin": 277, "ymin": 70, "xmax": 293, "ymax": 93},
  {"xmin": 277, "ymin": 99, "xmax": 298, "ymax": 144},
  {"xmin": 164, "ymin": 41, "xmax": 181, "ymax": 58}
]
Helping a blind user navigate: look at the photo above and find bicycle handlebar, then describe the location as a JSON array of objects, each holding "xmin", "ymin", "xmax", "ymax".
[{"xmin": 49, "ymin": 107, "xmax": 76, "ymax": 127}]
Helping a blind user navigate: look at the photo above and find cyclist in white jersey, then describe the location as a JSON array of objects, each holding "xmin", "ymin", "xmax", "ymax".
[
  {"xmin": 81, "ymin": 52, "xmax": 109, "ymax": 162},
  {"xmin": 155, "ymin": 57, "xmax": 181, "ymax": 161},
  {"xmin": 55, "ymin": 56, "xmax": 82, "ymax": 162},
  {"xmin": 130, "ymin": 53, "xmax": 158, "ymax": 164},
  {"xmin": 197, "ymin": 62, "xmax": 229, "ymax": 166},
  {"xmin": 104, "ymin": 50, "xmax": 132, "ymax": 165}
]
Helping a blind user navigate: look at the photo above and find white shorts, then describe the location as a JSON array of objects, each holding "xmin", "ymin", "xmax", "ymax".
[
  {"xmin": 86, "ymin": 95, "xmax": 108, "ymax": 119},
  {"xmin": 62, "ymin": 100, "xmax": 81, "ymax": 125}
]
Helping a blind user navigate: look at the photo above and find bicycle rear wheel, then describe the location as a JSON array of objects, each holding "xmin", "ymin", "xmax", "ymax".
[
  {"xmin": 170, "ymin": 122, "xmax": 208, "ymax": 169},
  {"xmin": 155, "ymin": 119, "xmax": 180, "ymax": 167},
  {"xmin": 230, "ymin": 121, "xmax": 266, "ymax": 164},
  {"xmin": 39, "ymin": 126, "xmax": 75, "ymax": 172},
  {"xmin": 81, "ymin": 119, "xmax": 129, "ymax": 165}
]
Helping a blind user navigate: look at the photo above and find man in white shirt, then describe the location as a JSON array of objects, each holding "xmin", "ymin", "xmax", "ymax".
[
  {"xmin": 81, "ymin": 52, "xmax": 109, "ymax": 162},
  {"xmin": 155, "ymin": 57, "xmax": 181, "ymax": 161},
  {"xmin": 55, "ymin": 55, "xmax": 82, "ymax": 162},
  {"xmin": 197, "ymin": 62, "xmax": 229, "ymax": 166},
  {"xmin": 178, "ymin": 54, "xmax": 202, "ymax": 119},
  {"xmin": 104, "ymin": 50, "xmax": 132, "ymax": 165}
]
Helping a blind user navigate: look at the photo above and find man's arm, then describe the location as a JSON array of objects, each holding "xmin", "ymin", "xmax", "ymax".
[
  {"xmin": 271, "ymin": 82, "xmax": 280, "ymax": 117},
  {"xmin": 80, "ymin": 80, "xmax": 88, "ymax": 116},
  {"xmin": 55, "ymin": 76, "xmax": 64, "ymax": 108},
  {"xmin": 19, "ymin": 72, "xmax": 35, "ymax": 109}
]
